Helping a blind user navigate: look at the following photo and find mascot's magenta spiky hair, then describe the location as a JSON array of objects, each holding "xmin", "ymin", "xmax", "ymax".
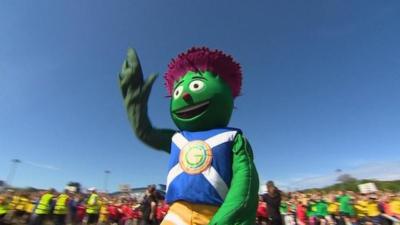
[{"xmin": 164, "ymin": 47, "xmax": 242, "ymax": 97}]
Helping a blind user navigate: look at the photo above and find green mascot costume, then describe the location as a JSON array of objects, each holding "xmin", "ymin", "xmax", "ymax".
[{"xmin": 119, "ymin": 47, "xmax": 259, "ymax": 225}]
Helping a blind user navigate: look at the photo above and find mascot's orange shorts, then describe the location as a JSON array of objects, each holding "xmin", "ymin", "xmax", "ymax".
[{"xmin": 161, "ymin": 201, "xmax": 219, "ymax": 225}]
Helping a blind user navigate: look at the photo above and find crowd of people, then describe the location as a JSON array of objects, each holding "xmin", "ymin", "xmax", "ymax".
[
  {"xmin": 1, "ymin": 182, "xmax": 399, "ymax": 225},
  {"xmin": 257, "ymin": 182, "xmax": 400, "ymax": 225},
  {"xmin": 0, "ymin": 185, "xmax": 167, "ymax": 225}
]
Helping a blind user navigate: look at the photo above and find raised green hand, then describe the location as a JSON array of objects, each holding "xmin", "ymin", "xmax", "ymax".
[
  {"xmin": 119, "ymin": 48, "xmax": 175, "ymax": 153},
  {"xmin": 120, "ymin": 48, "xmax": 157, "ymax": 101}
]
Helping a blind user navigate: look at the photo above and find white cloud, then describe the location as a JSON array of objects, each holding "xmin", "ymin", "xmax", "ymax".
[
  {"xmin": 350, "ymin": 161, "xmax": 400, "ymax": 180},
  {"xmin": 272, "ymin": 160, "xmax": 400, "ymax": 191},
  {"xmin": 24, "ymin": 161, "xmax": 61, "ymax": 171}
]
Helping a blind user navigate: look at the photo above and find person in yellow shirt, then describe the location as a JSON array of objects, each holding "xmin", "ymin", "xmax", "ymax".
[
  {"xmin": 53, "ymin": 189, "xmax": 71, "ymax": 225},
  {"xmin": 4, "ymin": 191, "xmax": 21, "ymax": 224},
  {"xmin": 0, "ymin": 194, "xmax": 9, "ymax": 225},
  {"xmin": 25, "ymin": 194, "xmax": 36, "ymax": 217},
  {"xmin": 326, "ymin": 194, "xmax": 340, "ymax": 224},
  {"xmin": 86, "ymin": 188, "xmax": 100, "ymax": 225},
  {"xmin": 8, "ymin": 192, "xmax": 20, "ymax": 211},
  {"xmin": 366, "ymin": 194, "xmax": 382, "ymax": 225},
  {"xmin": 6, "ymin": 191, "xmax": 20, "ymax": 222},
  {"xmin": 29, "ymin": 188, "xmax": 56, "ymax": 225},
  {"xmin": 15, "ymin": 192, "xmax": 30, "ymax": 224},
  {"xmin": 389, "ymin": 194, "xmax": 400, "ymax": 219},
  {"xmin": 353, "ymin": 194, "xmax": 368, "ymax": 225},
  {"xmin": 327, "ymin": 194, "xmax": 339, "ymax": 215},
  {"xmin": 98, "ymin": 197, "xmax": 109, "ymax": 225}
]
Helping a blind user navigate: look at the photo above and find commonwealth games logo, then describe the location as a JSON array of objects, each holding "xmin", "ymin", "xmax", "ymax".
[{"xmin": 179, "ymin": 140, "xmax": 212, "ymax": 174}]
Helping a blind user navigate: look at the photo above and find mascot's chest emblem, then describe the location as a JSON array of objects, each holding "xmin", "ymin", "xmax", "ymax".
[{"xmin": 179, "ymin": 140, "xmax": 212, "ymax": 174}]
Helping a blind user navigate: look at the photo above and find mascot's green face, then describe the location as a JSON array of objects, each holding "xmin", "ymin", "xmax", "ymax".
[{"xmin": 170, "ymin": 71, "xmax": 234, "ymax": 131}]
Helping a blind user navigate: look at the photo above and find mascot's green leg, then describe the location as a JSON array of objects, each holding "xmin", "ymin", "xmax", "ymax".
[{"xmin": 209, "ymin": 133, "xmax": 259, "ymax": 225}]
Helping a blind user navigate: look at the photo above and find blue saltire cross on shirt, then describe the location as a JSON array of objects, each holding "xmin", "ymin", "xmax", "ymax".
[{"xmin": 166, "ymin": 127, "xmax": 241, "ymax": 206}]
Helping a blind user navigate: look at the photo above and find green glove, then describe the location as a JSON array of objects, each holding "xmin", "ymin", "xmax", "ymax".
[
  {"xmin": 119, "ymin": 48, "xmax": 175, "ymax": 153},
  {"xmin": 209, "ymin": 133, "xmax": 259, "ymax": 225}
]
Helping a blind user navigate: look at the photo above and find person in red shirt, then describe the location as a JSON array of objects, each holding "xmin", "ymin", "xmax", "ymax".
[
  {"xmin": 76, "ymin": 197, "xmax": 86, "ymax": 225},
  {"xmin": 156, "ymin": 197, "xmax": 169, "ymax": 223},
  {"xmin": 257, "ymin": 196, "xmax": 268, "ymax": 225},
  {"xmin": 121, "ymin": 198, "xmax": 141, "ymax": 225},
  {"xmin": 130, "ymin": 198, "xmax": 141, "ymax": 223},
  {"xmin": 296, "ymin": 200, "xmax": 307, "ymax": 225},
  {"xmin": 107, "ymin": 199, "xmax": 121, "ymax": 225}
]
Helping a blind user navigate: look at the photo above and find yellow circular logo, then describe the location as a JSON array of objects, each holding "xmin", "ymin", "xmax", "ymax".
[{"xmin": 179, "ymin": 140, "xmax": 212, "ymax": 174}]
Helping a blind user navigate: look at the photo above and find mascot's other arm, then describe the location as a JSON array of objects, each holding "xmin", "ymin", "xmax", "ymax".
[
  {"xmin": 119, "ymin": 48, "xmax": 175, "ymax": 153},
  {"xmin": 209, "ymin": 133, "xmax": 259, "ymax": 225}
]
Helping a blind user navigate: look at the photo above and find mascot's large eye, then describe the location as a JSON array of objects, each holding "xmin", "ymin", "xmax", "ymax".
[
  {"xmin": 189, "ymin": 80, "xmax": 205, "ymax": 92},
  {"xmin": 173, "ymin": 86, "xmax": 184, "ymax": 99}
]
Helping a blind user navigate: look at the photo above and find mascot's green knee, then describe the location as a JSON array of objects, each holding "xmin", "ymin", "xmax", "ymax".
[{"xmin": 119, "ymin": 47, "xmax": 259, "ymax": 225}]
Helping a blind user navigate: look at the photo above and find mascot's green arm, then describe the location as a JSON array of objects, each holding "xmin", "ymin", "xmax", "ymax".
[
  {"xmin": 209, "ymin": 133, "xmax": 260, "ymax": 225},
  {"xmin": 119, "ymin": 48, "xmax": 175, "ymax": 153}
]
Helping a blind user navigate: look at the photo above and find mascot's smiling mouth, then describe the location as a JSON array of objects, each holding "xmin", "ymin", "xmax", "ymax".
[{"xmin": 174, "ymin": 101, "xmax": 210, "ymax": 119}]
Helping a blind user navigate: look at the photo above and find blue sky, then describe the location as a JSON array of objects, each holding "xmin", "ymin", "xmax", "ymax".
[{"xmin": 1, "ymin": 1, "xmax": 400, "ymax": 192}]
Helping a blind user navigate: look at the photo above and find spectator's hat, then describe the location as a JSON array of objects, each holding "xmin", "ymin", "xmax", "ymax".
[
  {"xmin": 66, "ymin": 186, "xmax": 77, "ymax": 193},
  {"xmin": 88, "ymin": 187, "xmax": 96, "ymax": 191}
]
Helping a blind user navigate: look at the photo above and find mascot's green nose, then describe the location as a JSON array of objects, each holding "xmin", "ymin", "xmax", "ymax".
[{"xmin": 182, "ymin": 92, "xmax": 192, "ymax": 102}]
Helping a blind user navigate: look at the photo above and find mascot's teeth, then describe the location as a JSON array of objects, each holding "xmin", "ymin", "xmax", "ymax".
[{"xmin": 177, "ymin": 101, "xmax": 210, "ymax": 113}]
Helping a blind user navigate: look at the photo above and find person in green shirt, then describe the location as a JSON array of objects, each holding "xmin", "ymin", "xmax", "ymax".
[
  {"xmin": 280, "ymin": 199, "xmax": 289, "ymax": 225},
  {"xmin": 280, "ymin": 201, "xmax": 288, "ymax": 215},
  {"xmin": 336, "ymin": 191, "xmax": 354, "ymax": 225},
  {"xmin": 282, "ymin": 196, "xmax": 297, "ymax": 225},
  {"xmin": 337, "ymin": 191, "xmax": 352, "ymax": 216},
  {"xmin": 307, "ymin": 197, "xmax": 317, "ymax": 225},
  {"xmin": 315, "ymin": 193, "xmax": 329, "ymax": 225},
  {"xmin": 316, "ymin": 199, "xmax": 328, "ymax": 218}
]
